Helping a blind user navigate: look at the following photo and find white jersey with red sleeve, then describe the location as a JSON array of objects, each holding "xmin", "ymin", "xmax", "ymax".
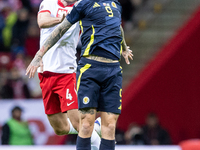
[{"xmin": 37, "ymin": 0, "xmax": 80, "ymax": 73}]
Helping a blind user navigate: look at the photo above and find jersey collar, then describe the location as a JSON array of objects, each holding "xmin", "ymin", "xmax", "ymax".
[
  {"xmin": 58, "ymin": 0, "xmax": 66, "ymax": 8},
  {"xmin": 57, "ymin": 0, "xmax": 75, "ymax": 8}
]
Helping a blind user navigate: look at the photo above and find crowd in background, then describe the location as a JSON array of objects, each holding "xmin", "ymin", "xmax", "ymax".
[
  {"xmin": 115, "ymin": 113, "xmax": 171, "ymax": 145},
  {"xmin": 0, "ymin": 0, "xmax": 41, "ymax": 99},
  {"xmin": 0, "ymin": 0, "xmax": 148, "ymax": 99}
]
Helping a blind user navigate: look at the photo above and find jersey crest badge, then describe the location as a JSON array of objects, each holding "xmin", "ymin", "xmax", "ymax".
[
  {"xmin": 111, "ymin": 2, "xmax": 117, "ymax": 8},
  {"xmin": 93, "ymin": 2, "xmax": 100, "ymax": 8},
  {"xmin": 83, "ymin": 96, "xmax": 90, "ymax": 104},
  {"xmin": 56, "ymin": 8, "xmax": 68, "ymax": 18}
]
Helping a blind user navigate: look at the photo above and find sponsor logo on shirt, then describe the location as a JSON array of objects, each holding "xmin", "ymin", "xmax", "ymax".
[{"xmin": 93, "ymin": 2, "xmax": 100, "ymax": 8}]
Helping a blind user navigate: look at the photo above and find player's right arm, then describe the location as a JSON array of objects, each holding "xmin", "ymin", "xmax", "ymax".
[{"xmin": 37, "ymin": 12, "xmax": 65, "ymax": 28}]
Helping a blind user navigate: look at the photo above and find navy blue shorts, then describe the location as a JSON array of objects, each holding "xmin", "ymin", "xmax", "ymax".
[{"xmin": 76, "ymin": 57, "xmax": 122, "ymax": 114}]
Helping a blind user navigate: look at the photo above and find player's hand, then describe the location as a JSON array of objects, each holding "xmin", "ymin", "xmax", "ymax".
[
  {"xmin": 122, "ymin": 46, "xmax": 133, "ymax": 64},
  {"xmin": 26, "ymin": 50, "xmax": 43, "ymax": 78},
  {"xmin": 59, "ymin": 13, "xmax": 66, "ymax": 23}
]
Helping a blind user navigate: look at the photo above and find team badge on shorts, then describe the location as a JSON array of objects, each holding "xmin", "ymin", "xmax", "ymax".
[{"xmin": 83, "ymin": 96, "xmax": 90, "ymax": 104}]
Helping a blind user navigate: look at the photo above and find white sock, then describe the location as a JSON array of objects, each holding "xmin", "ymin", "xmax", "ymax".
[
  {"xmin": 94, "ymin": 117, "xmax": 101, "ymax": 137},
  {"xmin": 67, "ymin": 118, "xmax": 78, "ymax": 134},
  {"xmin": 91, "ymin": 129, "xmax": 101, "ymax": 150}
]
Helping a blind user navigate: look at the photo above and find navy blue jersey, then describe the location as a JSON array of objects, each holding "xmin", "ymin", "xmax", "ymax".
[{"xmin": 67, "ymin": 0, "xmax": 122, "ymax": 60}]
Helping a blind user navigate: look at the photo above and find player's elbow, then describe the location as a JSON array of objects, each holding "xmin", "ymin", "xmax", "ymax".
[{"xmin": 38, "ymin": 23, "xmax": 42, "ymax": 28}]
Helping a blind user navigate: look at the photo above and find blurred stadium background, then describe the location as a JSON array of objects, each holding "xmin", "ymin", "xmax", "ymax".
[{"xmin": 1, "ymin": 0, "xmax": 200, "ymax": 149}]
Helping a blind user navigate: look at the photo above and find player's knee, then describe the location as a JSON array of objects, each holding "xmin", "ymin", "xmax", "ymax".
[
  {"xmin": 107, "ymin": 123, "xmax": 116, "ymax": 133},
  {"xmin": 102, "ymin": 123, "xmax": 116, "ymax": 134},
  {"xmin": 101, "ymin": 123, "xmax": 116, "ymax": 139},
  {"xmin": 81, "ymin": 122, "xmax": 93, "ymax": 135}
]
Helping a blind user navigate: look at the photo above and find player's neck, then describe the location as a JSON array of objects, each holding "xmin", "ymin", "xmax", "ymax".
[{"xmin": 60, "ymin": 0, "xmax": 67, "ymax": 7}]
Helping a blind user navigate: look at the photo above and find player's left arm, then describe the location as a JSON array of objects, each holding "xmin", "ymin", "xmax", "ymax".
[
  {"xmin": 120, "ymin": 25, "xmax": 133, "ymax": 64},
  {"xmin": 26, "ymin": 18, "xmax": 72, "ymax": 78}
]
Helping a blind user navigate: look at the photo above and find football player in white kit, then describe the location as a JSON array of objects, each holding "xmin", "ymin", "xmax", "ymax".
[{"xmin": 36, "ymin": 0, "xmax": 101, "ymax": 148}]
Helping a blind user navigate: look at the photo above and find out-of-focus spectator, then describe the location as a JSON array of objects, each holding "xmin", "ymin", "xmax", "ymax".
[
  {"xmin": 0, "ymin": 53, "xmax": 41, "ymax": 99},
  {"xmin": 7, "ymin": 0, "xmax": 22, "ymax": 12},
  {"xmin": 24, "ymin": 56, "xmax": 41, "ymax": 98},
  {"xmin": 30, "ymin": 0, "xmax": 41, "ymax": 8},
  {"xmin": 29, "ymin": 0, "xmax": 42, "ymax": 15},
  {"xmin": 124, "ymin": 123, "xmax": 145, "ymax": 145},
  {"xmin": 11, "ymin": 8, "xmax": 29, "ymax": 55},
  {"xmin": 10, "ymin": 66, "xmax": 31, "ymax": 99},
  {"xmin": 12, "ymin": 52, "xmax": 26, "ymax": 76},
  {"xmin": 0, "ymin": 13, "xmax": 5, "ymax": 51},
  {"xmin": 142, "ymin": 113, "xmax": 171, "ymax": 145},
  {"xmin": 20, "ymin": 0, "xmax": 33, "ymax": 13},
  {"xmin": 0, "ymin": 0, "xmax": 41, "ymax": 99},
  {"xmin": 1, "ymin": 3, "xmax": 17, "ymax": 52},
  {"xmin": 25, "ymin": 17, "xmax": 40, "ymax": 57},
  {"xmin": 0, "ymin": 66, "xmax": 31, "ymax": 99},
  {"xmin": 119, "ymin": 0, "xmax": 149, "ymax": 31},
  {"xmin": 0, "ymin": 0, "xmax": 7, "ymax": 11},
  {"xmin": 115, "ymin": 127, "xmax": 126, "ymax": 145},
  {"xmin": 1, "ymin": 106, "xmax": 34, "ymax": 145},
  {"xmin": 0, "ymin": 68, "xmax": 13, "ymax": 99},
  {"xmin": 0, "ymin": 53, "xmax": 11, "ymax": 69},
  {"xmin": 119, "ymin": 0, "xmax": 135, "ymax": 23}
]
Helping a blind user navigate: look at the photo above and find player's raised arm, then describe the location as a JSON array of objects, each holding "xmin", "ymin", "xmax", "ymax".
[
  {"xmin": 120, "ymin": 25, "xmax": 134, "ymax": 64},
  {"xmin": 26, "ymin": 18, "xmax": 72, "ymax": 78}
]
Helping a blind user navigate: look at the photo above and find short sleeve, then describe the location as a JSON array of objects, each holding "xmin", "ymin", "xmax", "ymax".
[
  {"xmin": 115, "ymin": 0, "xmax": 122, "ymax": 14},
  {"xmin": 38, "ymin": 0, "xmax": 51, "ymax": 14},
  {"xmin": 66, "ymin": 0, "xmax": 85, "ymax": 24}
]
